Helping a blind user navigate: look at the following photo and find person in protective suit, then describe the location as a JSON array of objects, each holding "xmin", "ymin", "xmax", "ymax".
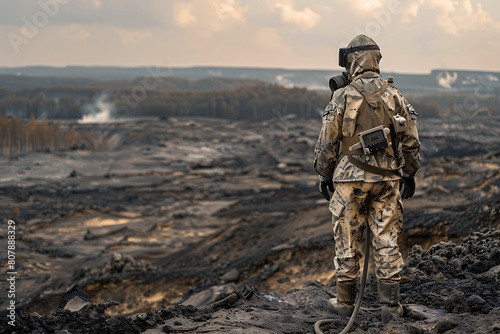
[{"xmin": 313, "ymin": 34, "xmax": 421, "ymax": 323}]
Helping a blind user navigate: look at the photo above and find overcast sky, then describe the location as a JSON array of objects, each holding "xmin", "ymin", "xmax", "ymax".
[{"xmin": 0, "ymin": 0, "xmax": 499, "ymax": 73}]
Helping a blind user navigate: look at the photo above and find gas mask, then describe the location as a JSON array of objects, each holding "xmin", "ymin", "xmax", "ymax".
[
  {"xmin": 328, "ymin": 43, "xmax": 381, "ymax": 96},
  {"xmin": 338, "ymin": 44, "xmax": 380, "ymax": 67}
]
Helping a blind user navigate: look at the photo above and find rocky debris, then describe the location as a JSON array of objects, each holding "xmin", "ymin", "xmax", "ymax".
[
  {"xmin": 180, "ymin": 283, "xmax": 237, "ymax": 308},
  {"xmin": 107, "ymin": 252, "xmax": 153, "ymax": 274},
  {"xmin": 404, "ymin": 234, "xmax": 500, "ymax": 282},
  {"xmin": 2, "ymin": 285, "xmax": 124, "ymax": 334},
  {"xmin": 400, "ymin": 229, "xmax": 500, "ymax": 317},
  {"xmin": 58, "ymin": 285, "xmax": 93, "ymax": 311},
  {"xmin": 70, "ymin": 252, "xmax": 158, "ymax": 286},
  {"xmin": 2, "ymin": 229, "xmax": 499, "ymax": 333},
  {"xmin": 403, "ymin": 195, "xmax": 500, "ymax": 241}
]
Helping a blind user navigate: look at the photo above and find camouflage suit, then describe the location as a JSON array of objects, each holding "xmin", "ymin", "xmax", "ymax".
[{"xmin": 314, "ymin": 35, "xmax": 421, "ymax": 286}]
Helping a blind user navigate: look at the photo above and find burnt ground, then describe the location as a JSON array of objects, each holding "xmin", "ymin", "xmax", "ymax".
[
  {"xmin": 0, "ymin": 115, "xmax": 500, "ymax": 333},
  {"xmin": 3, "ymin": 230, "xmax": 500, "ymax": 333}
]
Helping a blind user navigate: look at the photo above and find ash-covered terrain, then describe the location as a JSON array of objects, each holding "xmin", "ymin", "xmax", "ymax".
[
  {"xmin": 7, "ymin": 230, "xmax": 500, "ymax": 333},
  {"xmin": 1, "ymin": 113, "xmax": 499, "ymax": 333}
]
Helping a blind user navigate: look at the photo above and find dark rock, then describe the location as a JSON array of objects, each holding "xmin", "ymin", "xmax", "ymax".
[
  {"xmin": 58, "ymin": 285, "xmax": 93, "ymax": 310},
  {"xmin": 467, "ymin": 294, "xmax": 487, "ymax": 313},
  {"xmin": 63, "ymin": 296, "xmax": 92, "ymax": 312},
  {"xmin": 220, "ymin": 268, "xmax": 239, "ymax": 283},
  {"xmin": 83, "ymin": 229, "xmax": 94, "ymax": 240},
  {"xmin": 181, "ymin": 284, "xmax": 236, "ymax": 308},
  {"xmin": 434, "ymin": 318, "xmax": 458, "ymax": 333},
  {"xmin": 444, "ymin": 290, "xmax": 469, "ymax": 313},
  {"xmin": 405, "ymin": 304, "xmax": 448, "ymax": 321},
  {"xmin": 407, "ymin": 244, "xmax": 423, "ymax": 266},
  {"xmin": 241, "ymin": 284, "xmax": 259, "ymax": 300},
  {"xmin": 109, "ymin": 252, "xmax": 134, "ymax": 274}
]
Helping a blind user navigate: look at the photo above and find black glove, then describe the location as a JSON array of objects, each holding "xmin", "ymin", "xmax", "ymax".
[
  {"xmin": 400, "ymin": 174, "xmax": 416, "ymax": 199},
  {"xmin": 320, "ymin": 179, "xmax": 334, "ymax": 201}
]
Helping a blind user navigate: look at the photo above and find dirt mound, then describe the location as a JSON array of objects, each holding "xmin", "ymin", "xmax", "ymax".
[
  {"xmin": 401, "ymin": 229, "xmax": 500, "ymax": 314},
  {"xmin": 3, "ymin": 229, "xmax": 499, "ymax": 334}
]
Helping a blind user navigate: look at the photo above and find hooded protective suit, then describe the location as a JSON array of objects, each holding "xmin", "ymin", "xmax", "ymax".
[
  {"xmin": 313, "ymin": 34, "xmax": 421, "ymax": 293},
  {"xmin": 313, "ymin": 34, "xmax": 421, "ymax": 321}
]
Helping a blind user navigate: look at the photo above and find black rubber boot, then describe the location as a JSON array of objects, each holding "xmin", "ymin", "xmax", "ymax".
[
  {"xmin": 329, "ymin": 280, "xmax": 357, "ymax": 317},
  {"xmin": 378, "ymin": 281, "xmax": 404, "ymax": 324}
]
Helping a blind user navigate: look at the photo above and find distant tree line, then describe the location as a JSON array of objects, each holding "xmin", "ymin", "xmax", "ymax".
[
  {"xmin": 0, "ymin": 75, "xmax": 263, "ymax": 90},
  {"xmin": 0, "ymin": 82, "xmax": 497, "ymax": 121},
  {"xmin": 0, "ymin": 92, "xmax": 83, "ymax": 119},
  {"xmin": 0, "ymin": 83, "xmax": 328, "ymax": 121},
  {"xmin": 0, "ymin": 114, "xmax": 106, "ymax": 155},
  {"xmin": 406, "ymin": 91, "xmax": 500, "ymax": 118},
  {"xmin": 113, "ymin": 84, "xmax": 325, "ymax": 120}
]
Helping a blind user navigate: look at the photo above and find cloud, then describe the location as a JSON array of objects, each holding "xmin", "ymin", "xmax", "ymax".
[
  {"xmin": 61, "ymin": 25, "xmax": 91, "ymax": 40},
  {"xmin": 0, "ymin": 0, "xmax": 499, "ymax": 73},
  {"xmin": 174, "ymin": 3, "xmax": 198, "ymax": 27},
  {"xmin": 253, "ymin": 27, "xmax": 287, "ymax": 49},
  {"xmin": 275, "ymin": 2, "xmax": 321, "ymax": 30},
  {"xmin": 113, "ymin": 27, "xmax": 152, "ymax": 45},
  {"xmin": 404, "ymin": 0, "xmax": 500, "ymax": 35},
  {"xmin": 211, "ymin": 0, "xmax": 248, "ymax": 22},
  {"xmin": 171, "ymin": 0, "xmax": 248, "ymax": 33},
  {"xmin": 346, "ymin": 0, "xmax": 384, "ymax": 11},
  {"xmin": 0, "ymin": 0, "xmax": 169, "ymax": 29},
  {"xmin": 404, "ymin": 0, "xmax": 424, "ymax": 20}
]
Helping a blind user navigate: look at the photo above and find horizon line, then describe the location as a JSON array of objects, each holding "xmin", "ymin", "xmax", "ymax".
[{"xmin": 1, "ymin": 65, "xmax": 500, "ymax": 76}]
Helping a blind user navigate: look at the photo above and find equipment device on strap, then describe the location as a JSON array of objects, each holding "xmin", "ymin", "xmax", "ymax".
[
  {"xmin": 349, "ymin": 125, "xmax": 391, "ymax": 155},
  {"xmin": 348, "ymin": 115, "xmax": 406, "ymax": 156},
  {"xmin": 391, "ymin": 114, "xmax": 407, "ymax": 133}
]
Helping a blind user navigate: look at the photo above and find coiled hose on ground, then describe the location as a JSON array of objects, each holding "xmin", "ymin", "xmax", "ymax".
[{"xmin": 313, "ymin": 225, "xmax": 371, "ymax": 334}]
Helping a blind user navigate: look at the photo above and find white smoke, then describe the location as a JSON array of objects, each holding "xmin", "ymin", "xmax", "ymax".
[
  {"xmin": 78, "ymin": 93, "xmax": 115, "ymax": 123},
  {"xmin": 275, "ymin": 74, "xmax": 294, "ymax": 88},
  {"xmin": 208, "ymin": 70, "xmax": 222, "ymax": 77},
  {"xmin": 486, "ymin": 74, "xmax": 499, "ymax": 82},
  {"xmin": 461, "ymin": 76, "xmax": 477, "ymax": 85},
  {"xmin": 436, "ymin": 71, "xmax": 458, "ymax": 89}
]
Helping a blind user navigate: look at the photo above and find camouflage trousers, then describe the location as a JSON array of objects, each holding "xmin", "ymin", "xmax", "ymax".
[{"xmin": 329, "ymin": 180, "xmax": 404, "ymax": 284}]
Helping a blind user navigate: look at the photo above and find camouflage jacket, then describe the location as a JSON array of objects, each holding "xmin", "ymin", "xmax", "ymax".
[{"xmin": 313, "ymin": 71, "xmax": 421, "ymax": 182}]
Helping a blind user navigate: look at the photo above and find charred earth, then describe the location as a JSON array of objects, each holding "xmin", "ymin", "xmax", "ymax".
[{"xmin": 1, "ymin": 114, "xmax": 500, "ymax": 333}]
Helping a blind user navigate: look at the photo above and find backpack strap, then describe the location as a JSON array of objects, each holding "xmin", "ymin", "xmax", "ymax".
[{"xmin": 350, "ymin": 80, "xmax": 389, "ymax": 109}]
